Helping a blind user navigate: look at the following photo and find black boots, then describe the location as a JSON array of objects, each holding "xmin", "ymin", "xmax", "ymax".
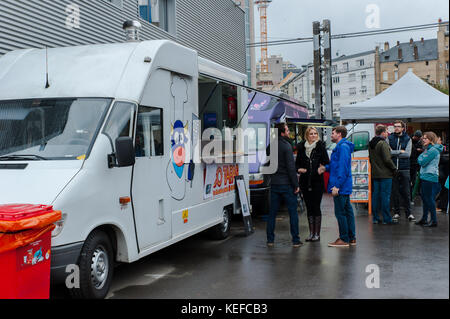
[
  {"xmin": 306, "ymin": 216, "xmax": 321, "ymax": 242},
  {"xmin": 305, "ymin": 216, "xmax": 315, "ymax": 242}
]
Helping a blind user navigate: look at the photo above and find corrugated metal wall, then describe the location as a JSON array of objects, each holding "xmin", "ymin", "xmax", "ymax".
[{"xmin": 0, "ymin": 0, "xmax": 246, "ymax": 73}]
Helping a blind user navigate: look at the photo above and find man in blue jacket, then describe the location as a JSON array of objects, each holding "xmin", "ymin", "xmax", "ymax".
[{"xmin": 320, "ymin": 126, "xmax": 356, "ymax": 247}]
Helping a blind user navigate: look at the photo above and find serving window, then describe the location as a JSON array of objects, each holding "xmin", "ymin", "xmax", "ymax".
[{"xmin": 198, "ymin": 75, "xmax": 243, "ymax": 160}]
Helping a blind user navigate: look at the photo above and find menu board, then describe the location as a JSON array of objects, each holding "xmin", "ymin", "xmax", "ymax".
[{"xmin": 350, "ymin": 157, "xmax": 372, "ymax": 214}]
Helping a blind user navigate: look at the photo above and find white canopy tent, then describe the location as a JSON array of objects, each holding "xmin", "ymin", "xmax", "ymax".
[{"xmin": 340, "ymin": 70, "xmax": 449, "ymax": 123}]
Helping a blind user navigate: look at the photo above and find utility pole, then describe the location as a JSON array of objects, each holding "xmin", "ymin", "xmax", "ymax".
[
  {"xmin": 322, "ymin": 20, "xmax": 333, "ymax": 143},
  {"xmin": 313, "ymin": 21, "xmax": 322, "ymax": 121},
  {"xmin": 312, "ymin": 20, "xmax": 333, "ymax": 144}
]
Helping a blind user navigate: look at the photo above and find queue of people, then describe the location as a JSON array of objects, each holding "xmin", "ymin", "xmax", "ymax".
[{"xmin": 265, "ymin": 122, "xmax": 446, "ymax": 249}]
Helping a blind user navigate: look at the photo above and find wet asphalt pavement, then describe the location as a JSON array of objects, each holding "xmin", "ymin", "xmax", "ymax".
[{"xmin": 51, "ymin": 195, "xmax": 449, "ymax": 299}]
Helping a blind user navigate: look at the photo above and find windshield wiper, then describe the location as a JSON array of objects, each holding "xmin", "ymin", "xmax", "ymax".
[{"xmin": 0, "ymin": 154, "xmax": 49, "ymax": 161}]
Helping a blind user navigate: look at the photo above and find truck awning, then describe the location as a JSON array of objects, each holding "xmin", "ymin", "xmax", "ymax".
[{"xmin": 286, "ymin": 118, "xmax": 337, "ymax": 128}]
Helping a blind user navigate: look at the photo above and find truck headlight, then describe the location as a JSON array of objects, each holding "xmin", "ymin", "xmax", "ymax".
[{"xmin": 52, "ymin": 213, "xmax": 67, "ymax": 237}]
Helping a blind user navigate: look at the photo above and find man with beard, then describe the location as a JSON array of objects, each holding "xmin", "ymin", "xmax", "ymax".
[{"xmin": 266, "ymin": 122, "xmax": 302, "ymax": 248}]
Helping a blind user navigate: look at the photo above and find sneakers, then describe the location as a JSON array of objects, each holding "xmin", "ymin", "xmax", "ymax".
[
  {"xmin": 266, "ymin": 242, "xmax": 274, "ymax": 247},
  {"xmin": 393, "ymin": 213, "xmax": 400, "ymax": 220},
  {"xmin": 293, "ymin": 241, "xmax": 304, "ymax": 248},
  {"xmin": 408, "ymin": 214, "xmax": 416, "ymax": 222},
  {"xmin": 328, "ymin": 238, "xmax": 350, "ymax": 247},
  {"xmin": 349, "ymin": 239, "xmax": 357, "ymax": 246}
]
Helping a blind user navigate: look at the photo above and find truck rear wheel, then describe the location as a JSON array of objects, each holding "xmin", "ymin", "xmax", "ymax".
[
  {"xmin": 69, "ymin": 230, "xmax": 114, "ymax": 299},
  {"xmin": 209, "ymin": 207, "xmax": 232, "ymax": 240}
]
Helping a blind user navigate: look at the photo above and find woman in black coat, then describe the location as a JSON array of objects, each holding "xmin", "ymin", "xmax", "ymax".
[{"xmin": 296, "ymin": 127, "xmax": 330, "ymax": 242}]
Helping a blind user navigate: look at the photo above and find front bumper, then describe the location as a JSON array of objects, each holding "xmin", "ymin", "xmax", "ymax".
[{"xmin": 50, "ymin": 241, "xmax": 84, "ymax": 284}]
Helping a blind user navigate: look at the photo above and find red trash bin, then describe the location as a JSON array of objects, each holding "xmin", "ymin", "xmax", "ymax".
[{"xmin": 0, "ymin": 204, "xmax": 61, "ymax": 299}]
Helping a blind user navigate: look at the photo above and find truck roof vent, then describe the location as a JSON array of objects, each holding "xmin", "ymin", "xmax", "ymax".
[{"xmin": 123, "ymin": 20, "xmax": 142, "ymax": 42}]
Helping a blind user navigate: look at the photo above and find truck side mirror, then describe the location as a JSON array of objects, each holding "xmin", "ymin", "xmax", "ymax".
[{"xmin": 115, "ymin": 137, "xmax": 135, "ymax": 167}]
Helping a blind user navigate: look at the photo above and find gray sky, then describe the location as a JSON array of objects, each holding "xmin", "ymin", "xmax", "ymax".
[{"xmin": 254, "ymin": 0, "xmax": 449, "ymax": 67}]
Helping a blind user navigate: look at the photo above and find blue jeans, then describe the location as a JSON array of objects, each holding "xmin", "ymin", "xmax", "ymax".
[
  {"xmin": 333, "ymin": 195, "xmax": 356, "ymax": 243},
  {"xmin": 266, "ymin": 184, "xmax": 300, "ymax": 244},
  {"xmin": 420, "ymin": 180, "xmax": 440, "ymax": 224},
  {"xmin": 372, "ymin": 178, "xmax": 393, "ymax": 223}
]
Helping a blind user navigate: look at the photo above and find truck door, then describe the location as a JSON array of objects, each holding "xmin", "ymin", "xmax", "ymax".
[{"xmin": 132, "ymin": 106, "xmax": 171, "ymax": 251}]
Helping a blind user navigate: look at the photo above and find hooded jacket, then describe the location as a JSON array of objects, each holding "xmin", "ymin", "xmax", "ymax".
[
  {"xmin": 418, "ymin": 143, "xmax": 444, "ymax": 183},
  {"xmin": 369, "ymin": 136, "xmax": 397, "ymax": 179},
  {"xmin": 326, "ymin": 138, "xmax": 354, "ymax": 195}
]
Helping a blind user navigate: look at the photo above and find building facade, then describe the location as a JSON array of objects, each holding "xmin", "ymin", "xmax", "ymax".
[
  {"xmin": 377, "ymin": 22, "xmax": 449, "ymax": 93},
  {"xmin": 331, "ymin": 50, "xmax": 376, "ymax": 118},
  {"xmin": 239, "ymin": 0, "xmax": 256, "ymax": 88},
  {"xmin": 0, "ymin": 0, "xmax": 246, "ymax": 74},
  {"xmin": 282, "ymin": 51, "xmax": 376, "ymax": 119},
  {"xmin": 377, "ymin": 38, "xmax": 439, "ymax": 93},
  {"xmin": 437, "ymin": 20, "xmax": 449, "ymax": 89}
]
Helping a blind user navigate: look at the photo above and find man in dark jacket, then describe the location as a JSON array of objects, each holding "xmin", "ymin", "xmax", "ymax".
[
  {"xmin": 320, "ymin": 126, "xmax": 356, "ymax": 248},
  {"xmin": 266, "ymin": 122, "xmax": 302, "ymax": 248},
  {"xmin": 388, "ymin": 120, "xmax": 414, "ymax": 221},
  {"xmin": 369, "ymin": 125, "xmax": 399, "ymax": 225}
]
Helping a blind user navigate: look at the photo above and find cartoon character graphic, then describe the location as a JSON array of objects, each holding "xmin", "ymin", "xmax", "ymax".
[
  {"xmin": 166, "ymin": 74, "xmax": 191, "ymax": 200},
  {"xmin": 32, "ymin": 248, "xmax": 44, "ymax": 265},
  {"xmin": 171, "ymin": 120, "xmax": 189, "ymax": 178},
  {"xmin": 166, "ymin": 120, "xmax": 190, "ymax": 200}
]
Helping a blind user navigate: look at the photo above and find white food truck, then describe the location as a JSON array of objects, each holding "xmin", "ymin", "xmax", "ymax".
[{"xmin": 0, "ymin": 39, "xmax": 249, "ymax": 298}]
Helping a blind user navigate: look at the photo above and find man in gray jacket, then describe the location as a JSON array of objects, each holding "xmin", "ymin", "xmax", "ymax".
[
  {"xmin": 388, "ymin": 120, "xmax": 415, "ymax": 221},
  {"xmin": 266, "ymin": 122, "xmax": 302, "ymax": 247}
]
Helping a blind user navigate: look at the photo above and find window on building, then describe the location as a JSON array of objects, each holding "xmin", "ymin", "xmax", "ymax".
[
  {"xmin": 358, "ymin": 59, "xmax": 365, "ymax": 67},
  {"xmin": 383, "ymin": 71, "xmax": 388, "ymax": 81},
  {"xmin": 394, "ymin": 70, "xmax": 398, "ymax": 80},
  {"xmin": 425, "ymin": 61, "xmax": 429, "ymax": 66},
  {"xmin": 446, "ymin": 61, "xmax": 449, "ymax": 70},
  {"xmin": 361, "ymin": 72, "xmax": 366, "ymax": 80},
  {"xmin": 343, "ymin": 62, "xmax": 349, "ymax": 71},
  {"xmin": 349, "ymin": 73, "xmax": 356, "ymax": 82},
  {"xmin": 333, "ymin": 90, "xmax": 340, "ymax": 97},
  {"xmin": 361, "ymin": 86, "xmax": 367, "ymax": 94},
  {"xmin": 332, "ymin": 65, "xmax": 337, "ymax": 72},
  {"xmin": 139, "ymin": 0, "xmax": 176, "ymax": 34},
  {"xmin": 349, "ymin": 87, "xmax": 357, "ymax": 96},
  {"xmin": 135, "ymin": 106, "xmax": 164, "ymax": 157},
  {"xmin": 333, "ymin": 76, "xmax": 340, "ymax": 84},
  {"xmin": 104, "ymin": 0, "xmax": 123, "ymax": 8}
]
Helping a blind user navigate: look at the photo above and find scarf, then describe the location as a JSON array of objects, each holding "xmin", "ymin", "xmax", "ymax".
[{"xmin": 305, "ymin": 140, "xmax": 318, "ymax": 158}]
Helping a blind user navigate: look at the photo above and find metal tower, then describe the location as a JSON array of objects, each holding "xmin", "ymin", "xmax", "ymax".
[{"xmin": 255, "ymin": 0, "xmax": 272, "ymax": 73}]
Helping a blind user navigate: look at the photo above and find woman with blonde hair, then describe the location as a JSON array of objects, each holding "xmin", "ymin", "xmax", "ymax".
[
  {"xmin": 415, "ymin": 131, "xmax": 444, "ymax": 227},
  {"xmin": 295, "ymin": 127, "xmax": 330, "ymax": 241}
]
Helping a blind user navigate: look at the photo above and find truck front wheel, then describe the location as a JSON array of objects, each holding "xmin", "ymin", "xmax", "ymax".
[
  {"xmin": 69, "ymin": 230, "xmax": 114, "ymax": 299},
  {"xmin": 209, "ymin": 207, "xmax": 232, "ymax": 240}
]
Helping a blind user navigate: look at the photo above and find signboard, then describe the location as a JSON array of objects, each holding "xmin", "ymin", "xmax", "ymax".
[
  {"xmin": 235, "ymin": 175, "xmax": 254, "ymax": 236},
  {"xmin": 204, "ymin": 164, "xmax": 239, "ymax": 200},
  {"xmin": 350, "ymin": 157, "xmax": 372, "ymax": 215}
]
